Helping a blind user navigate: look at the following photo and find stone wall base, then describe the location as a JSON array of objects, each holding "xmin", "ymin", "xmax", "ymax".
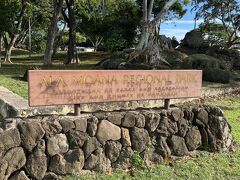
[{"xmin": 0, "ymin": 105, "xmax": 234, "ymax": 179}]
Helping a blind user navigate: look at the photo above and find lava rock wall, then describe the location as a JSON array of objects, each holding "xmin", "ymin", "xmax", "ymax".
[{"xmin": 0, "ymin": 105, "xmax": 234, "ymax": 179}]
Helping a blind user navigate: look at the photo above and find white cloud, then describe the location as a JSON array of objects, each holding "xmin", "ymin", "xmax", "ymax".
[
  {"xmin": 164, "ymin": 19, "xmax": 204, "ymax": 25},
  {"xmin": 164, "ymin": 19, "xmax": 222, "ymax": 25},
  {"xmin": 161, "ymin": 29, "xmax": 190, "ymax": 33},
  {"xmin": 160, "ymin": 28, "xmax": 189, "ymax": 41}
]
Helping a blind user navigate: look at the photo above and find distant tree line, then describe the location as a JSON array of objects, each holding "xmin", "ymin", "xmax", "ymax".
[{"xmin": 0, "ymin": 0, "xmax": 239, "ymax": 66}]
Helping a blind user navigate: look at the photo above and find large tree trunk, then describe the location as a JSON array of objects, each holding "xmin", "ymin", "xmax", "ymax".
[
  {"xmin": 44, "ymin": 0, "xmax": 64, "ymax": 66},
  {"xmin": 136, "ymin": 24, "xmax": 166, "ymax": 66},
  {"xmin": 64, "ymin": 0, "xmax": 79, "ymax": 64},
  {"xmin": 137, "ymin": 0, "xmax": 149, "ymax": 50},
  {"xmin": 133, "ymin": 0, "xmax": 177, "ymax": 66},
  {"xmin": 137, "ymin": 23, "xmax": 153, "ymax": 50}
]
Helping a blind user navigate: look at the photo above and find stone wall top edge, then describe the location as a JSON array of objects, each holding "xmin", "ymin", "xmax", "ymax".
[{"xmin": 3, "ymin": 104, "xmax": 220, "ymax": 122}]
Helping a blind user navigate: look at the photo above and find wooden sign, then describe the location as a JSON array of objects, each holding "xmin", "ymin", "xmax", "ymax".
[{"xmin": 28, "ymin": 70, "xmax": 202, "ymax": 107}]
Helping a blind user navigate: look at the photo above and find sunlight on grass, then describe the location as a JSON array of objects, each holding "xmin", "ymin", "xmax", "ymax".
[
  {"xmin": 66, "ymin": 151, "xmax": 240, "ymax": 180},
  {"xmin": 0, "ymin": 51, "xmax": 109, "ymax": 98},
  {"xmin": 0, "ymin": 75, "xmax": 28, "ymax": 99}
]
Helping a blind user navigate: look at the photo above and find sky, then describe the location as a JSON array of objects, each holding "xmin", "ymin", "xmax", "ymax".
[{"xmin": 160, "ymin": 5, "xmax": 202, "ymax": 41}]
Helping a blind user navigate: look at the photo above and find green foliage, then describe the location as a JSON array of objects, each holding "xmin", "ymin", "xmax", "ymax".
[
  {"xmin": 203, "ymin": 68, "xmax": 230, "ymax": 84},
  {"xmin": 76, "ymin": 0, "xmax": 112, "ymax": 47},
  {"xmin": 30, "ymin": 0, "xmax": 52, "ymax": 27},
  {"xmin": 61, "ymin": 32, "xmax": 86, "ymax": 45},
  {"xmin": 103, "ymin": 0, "xmax": 141, "ymax": 50},
  {"xmin": 0, "ymin": 0, "xmax": 47, "ymax": 34},
  {"xmin": 29, "ymin": 28, "xmax": 47, "ymax": 52},
  {"xmin": 199, "ymin": 23, "xmax": 232, "ymax": 47},
  {"xmin": 0, "ymin": 0, "xmax": 21, "ymax": 33},
  {"xmin": 132, "ymin": 151, "xmax": 145, "ymax": 168},
  {"xmin": 181, "ymin": 54, "xmax": 220, "ymax": 70},
  {"xmin": 0, "ymin": 0, "xmax": 52, "ymax": 55},
  {"xmin": 193, "ymin": 0, "xmax": 240, "ymax": 48},
  {"xmin": 77, "ymin": 0, "xmax": 141, "ymax": 50},
  {"xmin": 104, "ymin": 34, "xmax": 127, "ymax": 51}
]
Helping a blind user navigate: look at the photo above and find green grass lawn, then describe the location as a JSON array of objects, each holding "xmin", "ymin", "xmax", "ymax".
[{"xmin": 0, "ymin": 50, "xmax": 109, "ymax": 98}]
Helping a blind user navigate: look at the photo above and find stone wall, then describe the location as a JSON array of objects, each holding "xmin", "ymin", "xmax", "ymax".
[{"xmin": 0, "ymin": 105, "xmax": 234, "ymax": 179}]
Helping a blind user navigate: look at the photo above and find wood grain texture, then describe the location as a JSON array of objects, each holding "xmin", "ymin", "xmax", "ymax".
[{"xmin": 28, "ymin": 70, "xmax": 202, "ymax": 106}]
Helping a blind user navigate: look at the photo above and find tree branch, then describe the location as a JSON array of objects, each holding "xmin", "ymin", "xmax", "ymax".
[
  {"xmin": 220, "ymin": 7, "xmax": 231, "ymax": 38},
  {"xmin": 143, "ymin": 0, "xmax": 148, "ymax": 23},
  {"xmin": 151, "ymin": 0, "xmax": 177, "ymax": 25},
  {"xmin": 16, "ymin": 0, "xmax": 27, "ymax": 34},
  {"xmin": 148, "ymin": 0, "xmax": 155, "ymax": 20}
]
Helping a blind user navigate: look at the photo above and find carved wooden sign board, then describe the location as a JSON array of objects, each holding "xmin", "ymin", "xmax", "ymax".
[{"xmin": 28, "ymin": 70, "xmax": 202, "ymax": 107}]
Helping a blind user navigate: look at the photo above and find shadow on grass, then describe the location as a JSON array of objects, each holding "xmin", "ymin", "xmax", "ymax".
[
  {"xmin": 12, "ymin": 76, "xmax": 26, "ymax": 82},
  {"xmin": 1, "ymin": 51, "xmax": 109, "ymax": 77}
]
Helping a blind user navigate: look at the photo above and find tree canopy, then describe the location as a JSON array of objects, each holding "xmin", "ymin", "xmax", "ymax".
[
  {"xmin": 76, "ymin": 0, "xmax": 141, "ymax": 51},
  {"xmin": 193, "ymin": 0, "xmax": 240, "ymax": 48},
  {"xmin": 1, "ymin": 0, "xmax": 239, "ymax": 66}
]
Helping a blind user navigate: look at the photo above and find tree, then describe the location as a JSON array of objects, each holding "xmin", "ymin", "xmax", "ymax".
[
  {"xmin": 0, "ymin": 0, "xmax": 51, "ymax": 63},
  {"xmin": 62, "ymin": 0, "xmax": 79, "ymax": 64},
  {"xmin": 30, "ymin": 27, "xmax": 48, "ymax": 52},
  {"xmin": 103, "ymin": 0, "xmax": 141, "ymax": 51},
  {"xmin": 76, "ymin": 0, "xmax": 140, "ymax": 52},
  {"xmin": 0, "ymin": 0, "xmax": 11, "ymax": 67},
  {"xmin": 55, "ymin": 30, "xmax": 86, "ymax": 52},
  {"xmin": 44, "ymin": 0, "xmax": 64, "ymax": 65},
  {"xmin": 136, "ymin": 0, "xmax": 187, "ymax": 25},
  {"xmin": 132, "ymin": 0, "xmax": 188, "ymax": 65},
  {"xmin": 76, "ymin": 0, "xmax": 111, "ymax": 52},
  {"xmin": 15, "ymin": 0, "xmax": 52, "ymax": 50},
  {"xmin": 193, "ymin": 0, "xmax": 240, "ymax": 48},
  {"xmin": 0, "ymin": 0, "xmax": 27, "ymax": 63},
  {"xmin": 137, "ymin": 0, "xmax": 188, "ymax": 49},
  {"xmin": 199, "ymin": 23, "xmax": 232, "ymax": 47},
  {"xmin": 0, "ymin": 0, "xmax": 13, "ymax": 67}
]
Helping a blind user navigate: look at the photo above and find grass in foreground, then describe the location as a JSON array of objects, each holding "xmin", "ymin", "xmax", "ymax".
[
  {"xmin": 66, "ymin": 96, "xmax": 240, "ymax": 180},
  {"xmin": 67, "ymin": 152, "xmax": 240, "ymax": 180}
]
